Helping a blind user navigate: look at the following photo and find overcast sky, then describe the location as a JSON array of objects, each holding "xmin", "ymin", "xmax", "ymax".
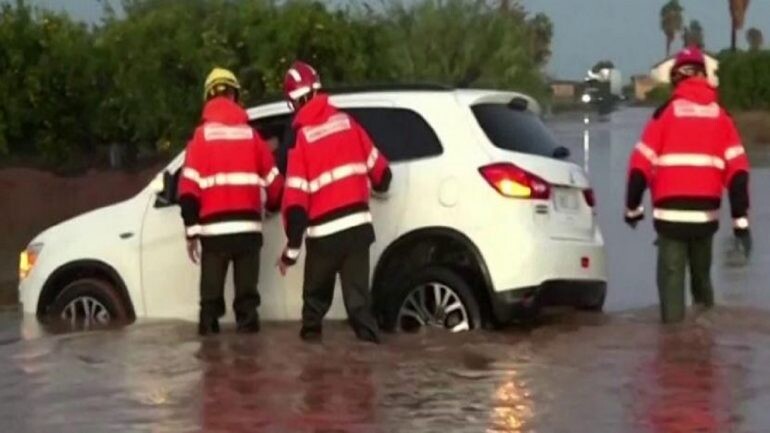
[{"xmin": 23, "ymin": 0, "xmax": 770, "ymax": 80}]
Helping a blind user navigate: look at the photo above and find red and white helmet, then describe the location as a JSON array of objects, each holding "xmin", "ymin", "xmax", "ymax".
[
  {"xmin": 283, "ymin": 61, "xmax": 322, "ymax": 103},
  {"xmin": 673, "ymin": 46, "xmax": 706, "ymax": 70},
  {"xmin": 670, "ymin": 46, "xmax": 707, "ymax": 85}
]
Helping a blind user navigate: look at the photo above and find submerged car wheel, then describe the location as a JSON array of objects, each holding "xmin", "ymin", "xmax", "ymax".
[
  {"xmin": 49, "ymin": 279, "xmax": 129, "ymax": 329},
  {"xmin": 391, "ymin": 267, "xmax": 482, "ymax": 333}
]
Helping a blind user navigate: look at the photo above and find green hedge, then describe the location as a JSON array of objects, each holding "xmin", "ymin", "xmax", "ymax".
[
  {"xmin": 645, "ymin": 85, "xmax": 672, "ymax": 105},
  {"xmin": 718, "ymin": 50, "xmax": 770, "ymax": 111},
  {"xmin": 0, "ymin": 0, "xmax": 551, "ymax": 168}
]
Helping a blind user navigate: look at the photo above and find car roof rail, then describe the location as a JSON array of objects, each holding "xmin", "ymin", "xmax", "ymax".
[{"xmin": 255, "ymin": 82, "xmax": 454, "ymax": 105}]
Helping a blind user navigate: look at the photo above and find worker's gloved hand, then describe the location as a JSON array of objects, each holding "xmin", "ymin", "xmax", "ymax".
[
  {"xmin": 624, "ymin": 207, "xmax": 644, "ymax": 229},
  {"xmin": 276, "ymin": 246, "xmax": 300, "ymax": 276},
  {"xmin": 186, "ymin": 238, "xmax": 200, "ymax": 264},
  {"xmin": 734, "ymin": 229, "xmax": 752, "ymax": 259}
]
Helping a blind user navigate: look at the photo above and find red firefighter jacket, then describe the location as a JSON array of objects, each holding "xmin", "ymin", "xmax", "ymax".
[
  {"xmin": 178, "ymin": 97, "xmax": 284, "ymax": 244},
  {"xmin": 281, "ymin": 94, "xmax": 391, "ymax": 264},
  {"xmin": 625, "ymin": 78, "xmax": 750, "ymax": 238}
]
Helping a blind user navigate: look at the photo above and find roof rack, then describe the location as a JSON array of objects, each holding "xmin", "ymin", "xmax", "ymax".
[
  {"xmin": 327, "ymin": 83, "xmax": 453, "ymax": 93},
  {"xmin": 256, "ymin": 83, "xmax": 453, "ymax": 105}
]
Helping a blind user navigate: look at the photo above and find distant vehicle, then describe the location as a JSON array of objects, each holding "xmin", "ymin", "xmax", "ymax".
[
  {"xmin": 18, "ymin": 86, "xmax": 608, "ymax": 333},
  {"xmin": 582, "ymin": 67, "xmax": 623, "ymax": 116}
]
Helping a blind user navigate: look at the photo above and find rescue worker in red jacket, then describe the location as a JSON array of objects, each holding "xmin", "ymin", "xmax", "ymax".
[
  {"xmin": 178, "ymin": 67, "xmax": 284, "ymax": 335},
  {"xmin": 277, "ymin": 61, "xmax": 392, "ymax": 343},
  {"xmin": 624, "ymin": 46, "xmax": 751, "ymax": 324}
]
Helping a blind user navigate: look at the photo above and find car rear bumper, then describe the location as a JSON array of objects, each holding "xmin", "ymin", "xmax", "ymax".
[
  {"xmin": 486, "ymin": 238, "xmax": 607, "ymax": 294},
  {"xmin": 490, "ymin": 280, "xmax": 607, "ymax": 323}
]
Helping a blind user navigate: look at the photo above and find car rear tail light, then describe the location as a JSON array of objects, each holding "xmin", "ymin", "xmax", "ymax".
[
  {"xmin": 479, "ymin": 163, "xmax": 551, "ymax": 199},
  {"xmin": 583, "ymin": 189, "xmax": 596, "ymax": 207}
]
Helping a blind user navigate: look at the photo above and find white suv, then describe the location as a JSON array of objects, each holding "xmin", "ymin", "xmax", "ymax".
[{"xmin": 18, "ymin": 86, "xmax": 607, "ymax": 332}]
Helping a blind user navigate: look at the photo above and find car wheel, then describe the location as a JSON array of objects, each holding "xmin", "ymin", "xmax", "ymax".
[
  {"xmin": 49, "ymin": 279, "xmax": 129, "ymax": 329},
  {"xmin": 386, "ymin": 267, "xmax": 482, "ymax": 333}
]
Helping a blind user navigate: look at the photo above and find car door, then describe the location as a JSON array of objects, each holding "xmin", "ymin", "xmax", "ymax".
[
  {"xmin": 337, "ymin": 101, "xmax": 411, "ymax": 264},
  {"xmin": 139, "ymin": 153, "xmax": 201, "ymax": 320},
  {"xmin": 249, "ymin": 100, "xmax": 415, "ymax": 320},
  {"xmin": 249, "ymin": 110, "xmax": 297, "ymax": 320},
  {"xmin": 139, "ymin": 151, "xmax": 290, "ymax": 322}
]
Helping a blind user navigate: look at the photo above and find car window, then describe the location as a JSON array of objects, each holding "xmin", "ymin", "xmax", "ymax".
[
  {"xmin": 251, "ymin": 114, "xmax": 292, "ymax": 154},
  {"xmin": 472, "ymin": 103, "xmax": 560, "ymax": 158},
  {"xmin": 345, "ymin": 108, "xmax": 443, "ymax": 162},
  {"xmin": 250, "ymin": 114, "xmax": 294, "ymax": 174},
  {"xmin": 153, "ymin": 167, "xmax": 181, "ymax": 208},
  {"xmin": 252, "ymin": 107, "xmax": 443, "ymax": 167}
]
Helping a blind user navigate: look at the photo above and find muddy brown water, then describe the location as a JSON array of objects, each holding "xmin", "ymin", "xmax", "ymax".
[{"xmin": 3, "ymin": 107, "xmax": 770, "ymax": 433}]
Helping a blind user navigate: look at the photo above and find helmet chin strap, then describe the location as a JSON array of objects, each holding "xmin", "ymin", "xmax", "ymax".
[
  {"xmin": 288, "ymin": 91, "xmax": 317, "ymax": 112},
  {"xmin": 671, "ymin": 65, "xmax": 706, "ymax": 87},
  {"xmin": 207, "ymin": 86, "xmax": 239, "ymax": 103}
]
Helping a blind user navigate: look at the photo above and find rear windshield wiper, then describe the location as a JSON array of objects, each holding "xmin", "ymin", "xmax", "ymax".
[{"xmin": 507, "ymin": 97, "xmax": 529, "ymax": 111}]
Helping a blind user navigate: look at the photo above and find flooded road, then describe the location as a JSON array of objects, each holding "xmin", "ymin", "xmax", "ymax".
[{"xmin": 3, "ymin": 107, "xmax": 770, "ymax": 432}]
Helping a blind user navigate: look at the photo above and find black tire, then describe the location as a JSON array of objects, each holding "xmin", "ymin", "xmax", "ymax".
[
  {"xmin": 578, "ymin": 285, "xmax": 606, "ymax": 312},
  {"xmin": 381, "ymin": 266, "xmax": 482, "ymax": 333},
  {"xmin": 48, "ymin": 278, "xmax": 129, "ymax": 328}
]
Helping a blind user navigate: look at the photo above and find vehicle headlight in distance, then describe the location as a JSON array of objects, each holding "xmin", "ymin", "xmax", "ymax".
[
  {"xmin": 19, "ymin": 243, "xmax": 43, "ymax": 280},
  {"xmin": 581, "ymin": 93, "xmax": 592, "ymax": 104}
]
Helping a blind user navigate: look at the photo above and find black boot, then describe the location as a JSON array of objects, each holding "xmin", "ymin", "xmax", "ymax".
[
  {"xmin": 236, "ymin": 312, "xmax": 261, "ymax": 334},
  {"xmin": 300, "ymin": 325, "xmax": 322, "ymax": 342},
  {"xmin": 355, "ymin": 327, "xmax": 381, "ymax": 344},
  {"xmin": 198, "ymin": 318, "xmax": 220, "ymax": 336}
]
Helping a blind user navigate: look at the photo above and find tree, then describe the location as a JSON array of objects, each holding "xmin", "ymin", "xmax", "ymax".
[
  {"xmin": 527, "ymin": 13, "xmax": 553, "ymax": 67},
  {"xmin": 0, "ymin": 0, "xmax": 553, "ymax": 167},
  {"xmin": 684, "ymin": 19, "xmax": 705, "ymax": 49},
  {"xmin": 661, "ymin": 0, "xmax": 684, "ymax": 56},
  {"xmin": 729, "ymin": 0, "xmax": 751, "ymax": 51},
  {"xmin": 386, "ymin": 0, "xmax": 547, "ymax": 95},
  {"xmin": 747, "ymin": 27, "xmax": 763, "ymax": 51}
]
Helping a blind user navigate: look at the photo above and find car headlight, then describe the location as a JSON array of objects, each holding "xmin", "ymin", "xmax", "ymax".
[
  {"xmin": 19, "ymin": 243, "xmax": 43, "ymax": 280},
  {"xmin": 581, "ymin": 93, "xmax": 592, "ymax": 104}
]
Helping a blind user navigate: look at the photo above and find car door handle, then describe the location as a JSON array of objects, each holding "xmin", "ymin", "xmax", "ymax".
[{"xmin": 120, "ymin": 232, "xmax": 134, "ymax": 240}]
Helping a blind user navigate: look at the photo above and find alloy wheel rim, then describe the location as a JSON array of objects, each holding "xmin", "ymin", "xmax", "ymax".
[
  {"xmin": 397, "ymin": 282, "xmax": 470, "ymax": 333},
  {"xmin": 61, "ymin": 296, "xmax": 111, "ymax": 327}
]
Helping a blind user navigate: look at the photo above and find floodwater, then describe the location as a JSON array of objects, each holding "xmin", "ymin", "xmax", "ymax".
[{"xmin": 3, "ymin": 107, "xmax": 770, "ymax": 433}]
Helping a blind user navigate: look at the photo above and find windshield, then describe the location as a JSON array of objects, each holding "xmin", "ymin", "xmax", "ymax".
[{"xmin": 472, "ymin": 103, "xmax": 561, "ymax": 158}]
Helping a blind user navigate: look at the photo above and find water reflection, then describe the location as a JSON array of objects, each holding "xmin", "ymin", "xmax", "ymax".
[
  {"xmin": 634, "ymin": 326, "xmax": 728, "ymax": 433},
  {"xmin": 488, "ymin": 371, "xmax": 534, "ymax": 433},
  {"xmin": 2, "ymin": 312, "xmax": 770, "ymax": 432},
  {"xmin": 195, "ymin": 329, "xmax": 379, "ymax": 433}
]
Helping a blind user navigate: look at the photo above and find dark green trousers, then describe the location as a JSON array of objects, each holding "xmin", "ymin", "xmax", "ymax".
[{"xmin": 656, "ymin": 235, "xmax": 715, "ymax": 324}]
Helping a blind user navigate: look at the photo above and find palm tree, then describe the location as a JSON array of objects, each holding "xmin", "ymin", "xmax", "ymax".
[
  {"xmin": 661, "ymin": 0, "xmax": 684, "ymax": 56},
  {"xmin": 729, "ymin": 0, "xmax": 751, "ymax": 51},
  {"xmin": 684, "ymin": 20, "xmax": 705, "ymax": 49},
  {"xmin": 746, "ymin": 27, "xmax": 764, "ymax": 51}
]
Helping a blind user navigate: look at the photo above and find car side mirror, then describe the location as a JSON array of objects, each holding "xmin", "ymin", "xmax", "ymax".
[
  {"xmin": 153, "ymin": 170, "xmax": 177, "ymax": 208},
  {"xmin": 553, "ymin": 146, "xmax": 570, "ymax": 160}
]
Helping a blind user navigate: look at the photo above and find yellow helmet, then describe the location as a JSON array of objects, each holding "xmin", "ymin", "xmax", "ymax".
[{"xmin": 203, "ymin": 67, "xmax": 240, "ymax": 101}]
